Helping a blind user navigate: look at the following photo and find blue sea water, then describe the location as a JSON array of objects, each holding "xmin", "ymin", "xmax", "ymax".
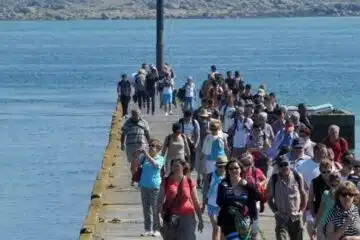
[{"xmin": 1, "ymin": 17, "xmax": 360, "ymax": 240}]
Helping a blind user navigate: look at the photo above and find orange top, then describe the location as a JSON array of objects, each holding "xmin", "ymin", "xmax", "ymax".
[{"xmin": 163, "ymin": 176, "xmax": 196, "ymax": 215}]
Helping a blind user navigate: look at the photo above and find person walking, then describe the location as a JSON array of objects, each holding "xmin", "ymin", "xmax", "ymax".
[
  {"xmin": 117, "ymin": 74, "xmax": 132, "ymax": 117},
  {"xmin": 121, "ymin": 109, "xmax": 150, "ymax": 184},
  {"xmin": 137, "ymin": 139, "xmax": 165, "ymax": 237}
]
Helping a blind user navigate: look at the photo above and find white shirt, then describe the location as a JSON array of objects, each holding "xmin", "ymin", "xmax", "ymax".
[
  {"xmin": 163, "ymin": 79, "xmax": 174, "ymax": 94},
  {"xmin": 233, "ymin": 118, "xmax": 253, "ymax": 148},
  {"xmin": 295, "ymin": 160, "xmax": 320, "ymax": 189},
  {"xmin": 220, "ymin": 105, "xmax": 236, "ymax": 133},
  {"xmin": 185, "ymin": 82, "xmax": 196, "ymax": 98}
]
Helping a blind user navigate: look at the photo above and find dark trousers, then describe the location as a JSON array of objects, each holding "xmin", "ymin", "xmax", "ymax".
[
  {"xmin": 146, "ymin": 89, "xmax": 156, "ymax": 114},
  {"xmin": 119, "ymin": 95, "xmax": 131, "ymax": 116},
  {"xmin": 275, "ymin": 217, "xmax": 303, "ymax": 240},
  {"xmin": 137, "ymin": 91, "xmax": 147, "ymax": 110}
]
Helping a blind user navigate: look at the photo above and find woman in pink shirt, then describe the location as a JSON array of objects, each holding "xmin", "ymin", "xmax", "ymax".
[{"xmin": 158, "ymin": 158, "xmax": 204, "ymax": 240}]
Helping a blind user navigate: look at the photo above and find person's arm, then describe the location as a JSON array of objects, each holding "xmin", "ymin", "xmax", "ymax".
[
  {"xmin": 343, "ymin": 138, "xmax": 349, "ymax": 152},
  {"xmin": 189, "ymin": 180, "xmax": 204, "ymax": 231},
  {"xmin": 326, "ymin": 218, "xmax": 350, "ymax": 240},
  {"xmin": 157, "ymin": 182, "xmax": 166, "ymax": 218},
  {"xmin": 313, "ymin": 192, "xmax": 326, "ymax": 231},
  {"xmin": 194, "ymin": 120, "xmax": 200, "ymax": 148},
  {"xmin": 161, "ymin": 136, "xmax": 169, "ymax": 157},
  {"xmin": 117, "ymin": 82, "xmax": 121, "ymax": 95},
  {"xmin": 266, "ymin": 176, "xmax": 277, "ymax": 213},
  {"xmin": 245, "ymin": 133, "xmax": 254, "ymax": 150},
  {"xmin": 298, "ymin": 174, "xmax": 308, "ymax": 212},
  {"xmin": 202, "ymin": 174, "xmax": 210, "ymax": 207},
  {"xmin": 120, "ymin": 124, "xmax": 127, "ymax": 150},
  {"xmin": 266, "ymin": 130, "xmax": 281, "ymax": 160},
  {"xmin": 182, "ymin": 136, "xmax": 191, "ymax": 159},
  {"xmin": 268, "ymin": 124, "xmax": 275, "ymax": 142},
  {"xmin": 257, "ymin": 169, "xmax": 267, "ymax": 187},
  {"xmin": 220, "ymin": 106, "xmax": 225, "ymax": 122},
  {"xmin": 142, "ymin": 150, "xmax": 161, "ymax": 168},
  {"xmin": 143, "ymin": 122, "xmax": 151, "ymax": 144},
  {"xmin": 216, "ymin": 182, "xmax": 226, "ymax": 207},
  {"xmin": 308, "ymin": 182, "xmax": 316, "ymax": 217},
  {"xmin": 223, "ymin": 135, "xmax": 230, "ymax": 156}
]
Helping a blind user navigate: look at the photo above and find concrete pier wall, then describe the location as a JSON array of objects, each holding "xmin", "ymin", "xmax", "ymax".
[{"xmin": 79, "ymin": 102, "xmax": 122, "ymax": 240}]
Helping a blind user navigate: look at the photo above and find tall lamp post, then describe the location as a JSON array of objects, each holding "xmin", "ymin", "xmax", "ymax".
[{"xmin": 156, "ymin": 0, "xmax": 164, "ymax": 73}]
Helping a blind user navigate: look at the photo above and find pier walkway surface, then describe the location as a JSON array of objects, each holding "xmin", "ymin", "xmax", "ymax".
[{"xmin": 80, "ymin": 101, "xmax": 310, "ymax": 240}]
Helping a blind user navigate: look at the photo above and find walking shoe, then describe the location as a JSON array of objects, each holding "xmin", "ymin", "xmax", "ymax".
[
  {"xmin": 165, "ymin": 112, "xmax": 168, "ymax": 116},
  {"xmin": 169, "ymin": 111, "xmax": 174, "ymax": 115},
  {"xmin": 140, "ymin": 231, "xmax": 152, "ymax": 236},
  {"xmin": 152, "ymin": 231, "xmax": 161, "ymax": 237}
]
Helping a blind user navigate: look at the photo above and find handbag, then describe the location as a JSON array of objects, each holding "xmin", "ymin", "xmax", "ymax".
[
  {"xmin": 162, "ymin": 177, "xmax": 185, "ymax": 225},
  {"xmin": 132, "ymin": 156, "xmax": 146, "ymax": 183}
]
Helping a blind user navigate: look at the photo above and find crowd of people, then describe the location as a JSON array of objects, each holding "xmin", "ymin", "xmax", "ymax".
[{"xmin": 118, "ymin": 64, "xmax": 359, "ymax": 240}]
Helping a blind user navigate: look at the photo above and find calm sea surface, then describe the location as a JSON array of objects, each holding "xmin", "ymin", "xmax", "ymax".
[{"xmin": 1, "ymin": 17, "xmax": 360, "ymax": 240}]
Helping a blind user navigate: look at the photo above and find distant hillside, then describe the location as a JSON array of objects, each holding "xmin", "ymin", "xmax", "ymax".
[{"xmin": 1, "ymin": 0, "xmax": 360, "ymax": 20}]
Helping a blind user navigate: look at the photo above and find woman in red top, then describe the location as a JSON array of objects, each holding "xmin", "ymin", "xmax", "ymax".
[
  {"xmin": 158, "ymin": 158, "xmax": 204, "ymax": 240},
  {"xmin": 323, "ymin": 125, "xmax": 348, "ymax": 162},
  {"xmin": 239, "ymin": 152, "xmax": 267, "ymax": 238}
]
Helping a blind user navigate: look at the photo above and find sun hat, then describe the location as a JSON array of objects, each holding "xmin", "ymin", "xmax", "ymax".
[
  {"xmin": 199, "ymin": 108, "xmax": 209, "ymax": 118},
  {"xmin": 216, "ymin": 156, "xmax": 228, "ymax": 166}
]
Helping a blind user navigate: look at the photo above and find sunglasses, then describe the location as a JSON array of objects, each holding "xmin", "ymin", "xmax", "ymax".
[
  {"xmin": 321, "ymin": 170, "xmax": 331, "ymax": 175},
  {"xmin": 229, "ymin": 167, "xmax": 240, "ymax": 171},
  {"xmin": 341, "ymin": 192, "xmax": 357, "ymax": 198},
  {"xmin": 243, "ymin": 163, "xmax": 252, "ymax": 167},
  {"xmin": 150, "ymin": 144, "xmax": 159, "ymax": 148},
  {"xmin": 216, "ymin": 165, "xmax": 225, "ymax": 169},
  {"xmin": 279, "ymin": 163, "xmax": 289, "ymax": 168}
]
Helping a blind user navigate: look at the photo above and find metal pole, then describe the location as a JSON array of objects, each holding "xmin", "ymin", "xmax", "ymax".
[{"xmin": 156, "ymin": 0, "xmax": 164, "ymax": 73}]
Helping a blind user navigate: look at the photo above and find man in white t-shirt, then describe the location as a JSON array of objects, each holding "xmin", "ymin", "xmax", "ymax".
[
  {"xmin": 228, "ymin": 107, "xmax": 253, "ymax": 157},
  {"xmin": 220, "ymin": 96, "xmax": 236, "ymax": 133},
  {"xmin": 184, "ymin": 77, "xmax": 196, "ymax": 112},
  {"xmin": 294, "ymin": 142, "xmax": 321, "ymax": 189}
]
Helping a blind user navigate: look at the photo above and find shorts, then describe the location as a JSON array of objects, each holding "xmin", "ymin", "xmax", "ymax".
[
  {"xmin": 207, "ymin": 204, "xmax": 220, "ymax": 216},
  {"xmin": 162, "ymin": 93, "xmax": 172, "ymax": 105}
]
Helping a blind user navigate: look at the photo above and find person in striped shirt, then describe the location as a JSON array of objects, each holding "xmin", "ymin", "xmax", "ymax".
[{"xmin": 324, "ymin": 181, "xmax": 360, "ymax": 240}]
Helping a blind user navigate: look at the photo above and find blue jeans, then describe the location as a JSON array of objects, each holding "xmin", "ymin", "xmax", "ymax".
[{"xmin": 184, "ymin": 97, "xmax": 194, "ymax": 111}]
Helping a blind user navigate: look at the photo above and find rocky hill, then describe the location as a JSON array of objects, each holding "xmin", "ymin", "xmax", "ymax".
[{"xmin": 1, "ymin": 0, "xmax": 360, "ymax": 20}]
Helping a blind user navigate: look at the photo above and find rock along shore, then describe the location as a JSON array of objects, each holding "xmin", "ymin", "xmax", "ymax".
[{"xmin": 1, "ymin": 1, "xmax": 360, "ymax": 21}]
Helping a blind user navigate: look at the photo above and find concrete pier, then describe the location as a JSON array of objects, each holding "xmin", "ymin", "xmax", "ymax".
[{"xmin": 79, "ymin": 101, "xmax": 310, "ymax": 240}]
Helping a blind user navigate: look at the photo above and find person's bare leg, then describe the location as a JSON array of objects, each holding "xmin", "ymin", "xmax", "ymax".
[{"xmin": 209, "ymin": 215, "xmax": 220, "ymax": 240}]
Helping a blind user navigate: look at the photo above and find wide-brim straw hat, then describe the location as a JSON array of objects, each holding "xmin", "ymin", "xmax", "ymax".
[
  {"xmin": 199, "ymin": 108, "xmax": 209, "ymax": 118},
  {"xmin": 216, "ymin": 156, "xmax": 228, "ymax": 166}
]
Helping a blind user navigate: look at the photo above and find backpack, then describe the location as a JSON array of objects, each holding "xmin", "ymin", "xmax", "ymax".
[
  {"xmin": 120, "ymin": 81, "xmax": 131, "ymax": 96},
  {"xmin": 179, "ymin": 118, "xmax": 197, "ymax": 134},
  {"xmin": 272, "ymin": 169, "xmax": 302, "ymax": 193},
  {"xmin": 170, "ymin": 69, "xmax": 175, "ymax": 79},
  {"xmin": 227, "ymin": 118, "xmax": 250, "ymax": 148}
]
